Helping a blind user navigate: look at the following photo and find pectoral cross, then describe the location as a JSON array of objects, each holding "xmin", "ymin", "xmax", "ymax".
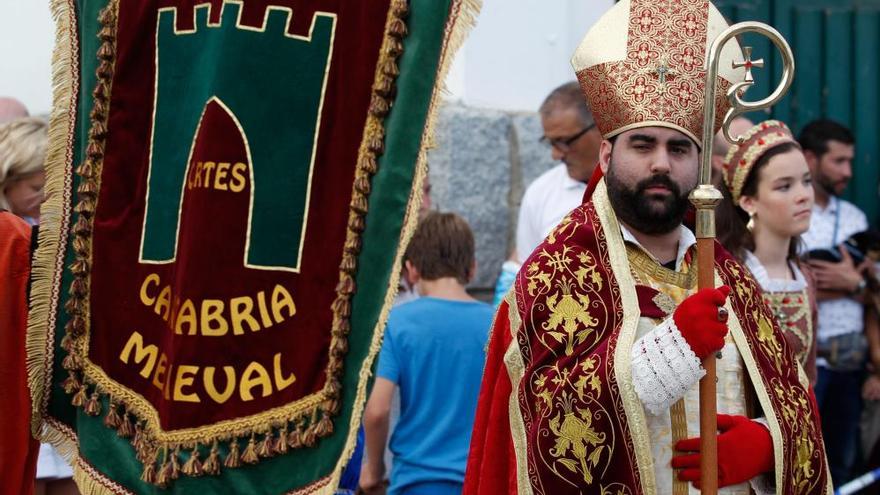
[{"xmin": 732, "ymin": 46, "xmax": 764, "ymax": 83}]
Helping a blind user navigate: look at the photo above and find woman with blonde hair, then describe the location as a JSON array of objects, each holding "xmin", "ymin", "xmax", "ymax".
[
  {"xmin": 717, "ymin": 120, "xmax": 819, "ymax": 384},
  {"xmin": 0, "ymin": 117, "xmax": 48, "ymax": 225}
]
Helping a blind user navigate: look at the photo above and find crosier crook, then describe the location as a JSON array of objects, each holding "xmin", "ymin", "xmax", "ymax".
[{"xmin": 692, "ymin": 21, "xmax": 795, "ymax": 495}]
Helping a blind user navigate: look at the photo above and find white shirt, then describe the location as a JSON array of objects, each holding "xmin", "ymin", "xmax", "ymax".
[
  {"xmin": 515, "ymin": 163, "xmax": 586, "ymax": 261},
  {"xmin": 800, "ymin": 196, "xmax": 868, "ymax": 342}
]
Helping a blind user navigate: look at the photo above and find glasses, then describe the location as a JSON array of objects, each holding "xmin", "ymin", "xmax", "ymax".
[{"xmin": 539, "ymin": 123, "xmax": 596, "ymax": 152}]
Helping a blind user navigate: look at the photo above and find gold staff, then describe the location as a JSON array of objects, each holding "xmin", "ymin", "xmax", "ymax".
[{"xmin": 691, "ymin": 21, "xmax": 795, "ymax": 495}]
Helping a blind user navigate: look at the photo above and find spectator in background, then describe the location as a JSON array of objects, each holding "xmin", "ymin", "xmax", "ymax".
[
  {"xmin": 0, "ymin": 211, "xmax": 40, "ymax": 494},
  {"xmin": 799, "ymin": 119, "xmax": 871, "ymax": 486},
  {"xmin": 716, "ymin": 120, "xmax": 818, "ymax": 384},
  {"xmin": 0, "ymin": 97, "xmax": 29, "ymax": 123},
  {"xmin": 710, "ymin": 116, "xmax": 753, "ymax": 181},
  {"xmin": 0, "ymin": 117, "xmax": 48, "ymax": 226},
  {"xmin": 515, "ymin": 81, "xmax": 601, "ymax": 262},
  {"xmin": 494, "ymin": 82, "xmax": 601, "ymax": 305},
  {"xmin": 360, "ymin": 212, "xmax": 493, "ymax": 495}
]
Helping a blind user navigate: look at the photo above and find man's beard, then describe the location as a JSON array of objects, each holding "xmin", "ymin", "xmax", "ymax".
[
  {"xmin": 605, "ymin": 163, "xmax": 692, "ymax": 235},
  {"xmin": 815, "ymin": 168, "xmax": 847, "ymax": 196}
]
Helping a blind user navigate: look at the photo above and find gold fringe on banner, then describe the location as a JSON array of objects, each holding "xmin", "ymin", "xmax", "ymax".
[{"xmin": 26, "ymin": 0, "xmax": 83, "ymax": 472}]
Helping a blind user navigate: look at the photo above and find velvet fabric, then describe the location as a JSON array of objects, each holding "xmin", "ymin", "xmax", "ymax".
[
  {"xmin": 0, "ymin": 212, "xmax": 39, "ymax": 495},
  {"xmin": 33, "ymin": 0, "xmax": 465, "ymax": 492}
]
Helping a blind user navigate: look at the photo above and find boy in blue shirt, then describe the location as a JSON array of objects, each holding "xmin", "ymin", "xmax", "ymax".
[{"xmin": 359, "ymin": 212, "xmax": 493, "ymax": 495}]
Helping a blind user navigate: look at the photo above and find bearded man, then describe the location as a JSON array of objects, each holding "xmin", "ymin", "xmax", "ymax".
[{"xmin": 463, "ymin": 1, "xmax": 830, "ymax": 494}]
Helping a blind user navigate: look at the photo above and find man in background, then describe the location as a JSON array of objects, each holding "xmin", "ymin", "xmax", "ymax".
[
  {"xmin": 515, "ymin": 81, "xmax": 601, "ymax": 262},
  {"xmin": 799, "ymin": 119, "xmax": 870, "ymax": 486}
]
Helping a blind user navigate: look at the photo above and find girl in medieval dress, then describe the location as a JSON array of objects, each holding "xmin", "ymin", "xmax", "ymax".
[{"xmin": 717, "ymin": 119, "xmax": 819, "ymax": 385}]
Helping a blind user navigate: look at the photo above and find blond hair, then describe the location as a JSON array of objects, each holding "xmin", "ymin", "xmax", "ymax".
[{"xmin": 0, "ymin": 117, "xmax": 48, "ymax": 210}]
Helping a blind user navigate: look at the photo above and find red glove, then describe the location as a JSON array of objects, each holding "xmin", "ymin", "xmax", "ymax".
[
  {"xmin": 672, "ymin": 414, "xmax": 774, "ymax": 488},
  {"xmin": 673, "ymin": 286, "xmax": 731, "ymax": 359}
]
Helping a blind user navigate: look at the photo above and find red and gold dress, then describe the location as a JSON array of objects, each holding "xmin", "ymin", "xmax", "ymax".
[{"xmin": 745, "ymin": 251, "xmax": 818, "ymax": 385}]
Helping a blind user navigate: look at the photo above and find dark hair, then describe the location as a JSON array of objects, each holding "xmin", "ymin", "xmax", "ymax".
[
  {"xmin": 405, "ymin": 212, "xmax": 475, "ymax": 284},
  {"xmin": 539, "ymin": 81, "xmax": 594, "ymax": 128},
  {"xmin": 797, "ymin": 119, "xmax": 854, "ymax": 158},
  {"xmin": 716, "ymin": 141, "xmax": 803, "ymax": 261}
]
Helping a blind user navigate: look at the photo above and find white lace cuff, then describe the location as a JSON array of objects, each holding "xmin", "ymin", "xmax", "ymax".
[
  {"xmin": 749, "ymin": 417, "xmax": 776, "ymax": 494},
  {"xmin": 631, "ymin": 317, "xmax": 705, "ymax": 415}
]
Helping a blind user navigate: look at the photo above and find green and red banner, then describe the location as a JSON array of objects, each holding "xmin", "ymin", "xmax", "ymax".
[{"xmin": 28, "ymin": 0, "xmax": 478, "ymax": 492}]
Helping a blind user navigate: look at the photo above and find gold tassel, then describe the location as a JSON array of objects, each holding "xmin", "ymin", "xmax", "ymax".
[
  {"xmin": 275, "ymin": 426, "xmax": 289, "ymax": 455},
  {"xmin": 182, "ymin": 445, "xmax": 204, "ymax": 477},
  {"xmin": 316, "ymin": 413, "xmax": 334, "ymax": 436},
  {"xmin": 354, "ymin": 176, "xmax": 372, "ymax": 195},
  {"xmin": 69, "ymin": 259, "xmax": 90, "ymax": 276},
  {"xmin": 241, "ymin": 434, "xmax": 259, "ymax": 464},
  {"xmin": 103, "ymin": 401, "xmax": 121, "ymax": 428},
  {"xmin": 67, "ymin": 314, "xmax": 86, "ymax": 337},
  {"xmin": 132, "ymin": 422, "xmax": 144, "ymax": 452},
  {"xmin": 334, "ymin": 319, "xmax": 351, "ymax": 335},
  {"xmin": 257, "ymin": 431, "xmax": 275, "ymax": 458},
  {"xmin": 335, "ymin": 276, "xmax": 356, "ymax": 297},
  {"xmin": 61, "ymin": 371, "xmax": 80, "ymax": 394},
  {"xmin": 288, "ymin": 422, "xmax": 303, "ymax": 449},
  {"xmin": 370, "ymin": 94, "xmax": 391, "ymax": 118},
  {"xmin": 302, "ymin": 425, "xmax": 317, "ymax": 447},
  {"xmin": 140, "ymin": 450, "xmax": 158, "ymax": 484},
  {"xmin": 359, "ymin": 155, "xmax": 378, "ymax": 175},
  {"xmin": 71, "ymin": 384, "xmax": 87, "ymax": 407},
  {"xmin": 367, "ymin": 136, "xmax": 385, "ymax": 155},
  {"xmin": 84, "ymin": 392, "xmax": 101, "ymax": 416},
  {"xmin": 169, "ymin": 446, "xmax": 181, "ymax": 480},
  {"xmin": 118, "ymin": 412, "xmax": 134, "ymax": 438},
  {"xmin": 224, "ymin": 439, "xmax": 242, "ymax": 468},
  {"xmin": 388, "ymin": 17, "xmax": 407, "ymax": 38},
  {"xmin": 341, "ymin": 254, "xmax": 357, "ymax": 273},
  {"xmin": 352, "ymin": 194, "xmax": 369, "ymax": 214},
  {"xmin": 92, "ymin": 83, "xmax": 108, "ymax": 102},
  {"xmin": 156, "ymin": 448, "xmax": 173, "ymax": 488},
  {"xmin": 202, "ymin": 442, "xmax": 221, "ymax": 476},
  {"xmin": 333, "ymin": 337, "xmax": 349, "ymax": 355}
]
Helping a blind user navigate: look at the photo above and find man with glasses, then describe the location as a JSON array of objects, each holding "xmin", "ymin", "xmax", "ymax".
[{"xmin": 515, "ymin": 81, "xmax": 602, "ymax": 262}]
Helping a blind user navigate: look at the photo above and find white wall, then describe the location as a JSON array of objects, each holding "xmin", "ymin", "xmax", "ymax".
[
  {"xmin": 0, "ymin": 0, "xmax": 54, "ymax": 116},
  {"xmin": 446, "ymin": 0, "xmax": 614, "ymax": 112},
  {"xmin": 0, "ymin": 0, "xmax": 612, "ymax": 116}
]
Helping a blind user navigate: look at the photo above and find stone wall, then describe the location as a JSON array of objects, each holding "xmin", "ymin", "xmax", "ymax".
[{"xmin": 426, "ymin": 102, "xmax": 557, "ymax": 298}]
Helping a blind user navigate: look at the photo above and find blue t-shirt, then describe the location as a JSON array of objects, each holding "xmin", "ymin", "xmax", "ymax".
[{"xmin": 376, "ymin": 297, "xmax": 493, "ymax": 495}]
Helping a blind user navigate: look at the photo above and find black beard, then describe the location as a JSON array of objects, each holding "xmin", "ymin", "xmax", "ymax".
[{"xmin": 606, "ymin": 166, "xmax": 691, "ymax": 235}]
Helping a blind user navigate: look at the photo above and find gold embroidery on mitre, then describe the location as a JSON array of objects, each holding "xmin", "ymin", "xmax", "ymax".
[{"xmin": 571, "ymin": 0, "xmax": 745, "ymax": 146}]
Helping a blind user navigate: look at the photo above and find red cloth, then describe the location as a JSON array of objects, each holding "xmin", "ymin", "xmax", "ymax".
[
  {"xmin": 0, "ymin": 212, "xmax": 38, "ymax": 495},
  {"xmin": 463, "ymin": 300, "xmax": 518, "ymax": 494},
  {"xmin": 673, "ymin": 414, "xmax": 774, "ymax": 488}
]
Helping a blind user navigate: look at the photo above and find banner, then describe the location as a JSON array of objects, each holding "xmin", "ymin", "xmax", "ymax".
[{"xmin": 28, "ymin": 0, "xmax": 478, "ymax": 492}]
